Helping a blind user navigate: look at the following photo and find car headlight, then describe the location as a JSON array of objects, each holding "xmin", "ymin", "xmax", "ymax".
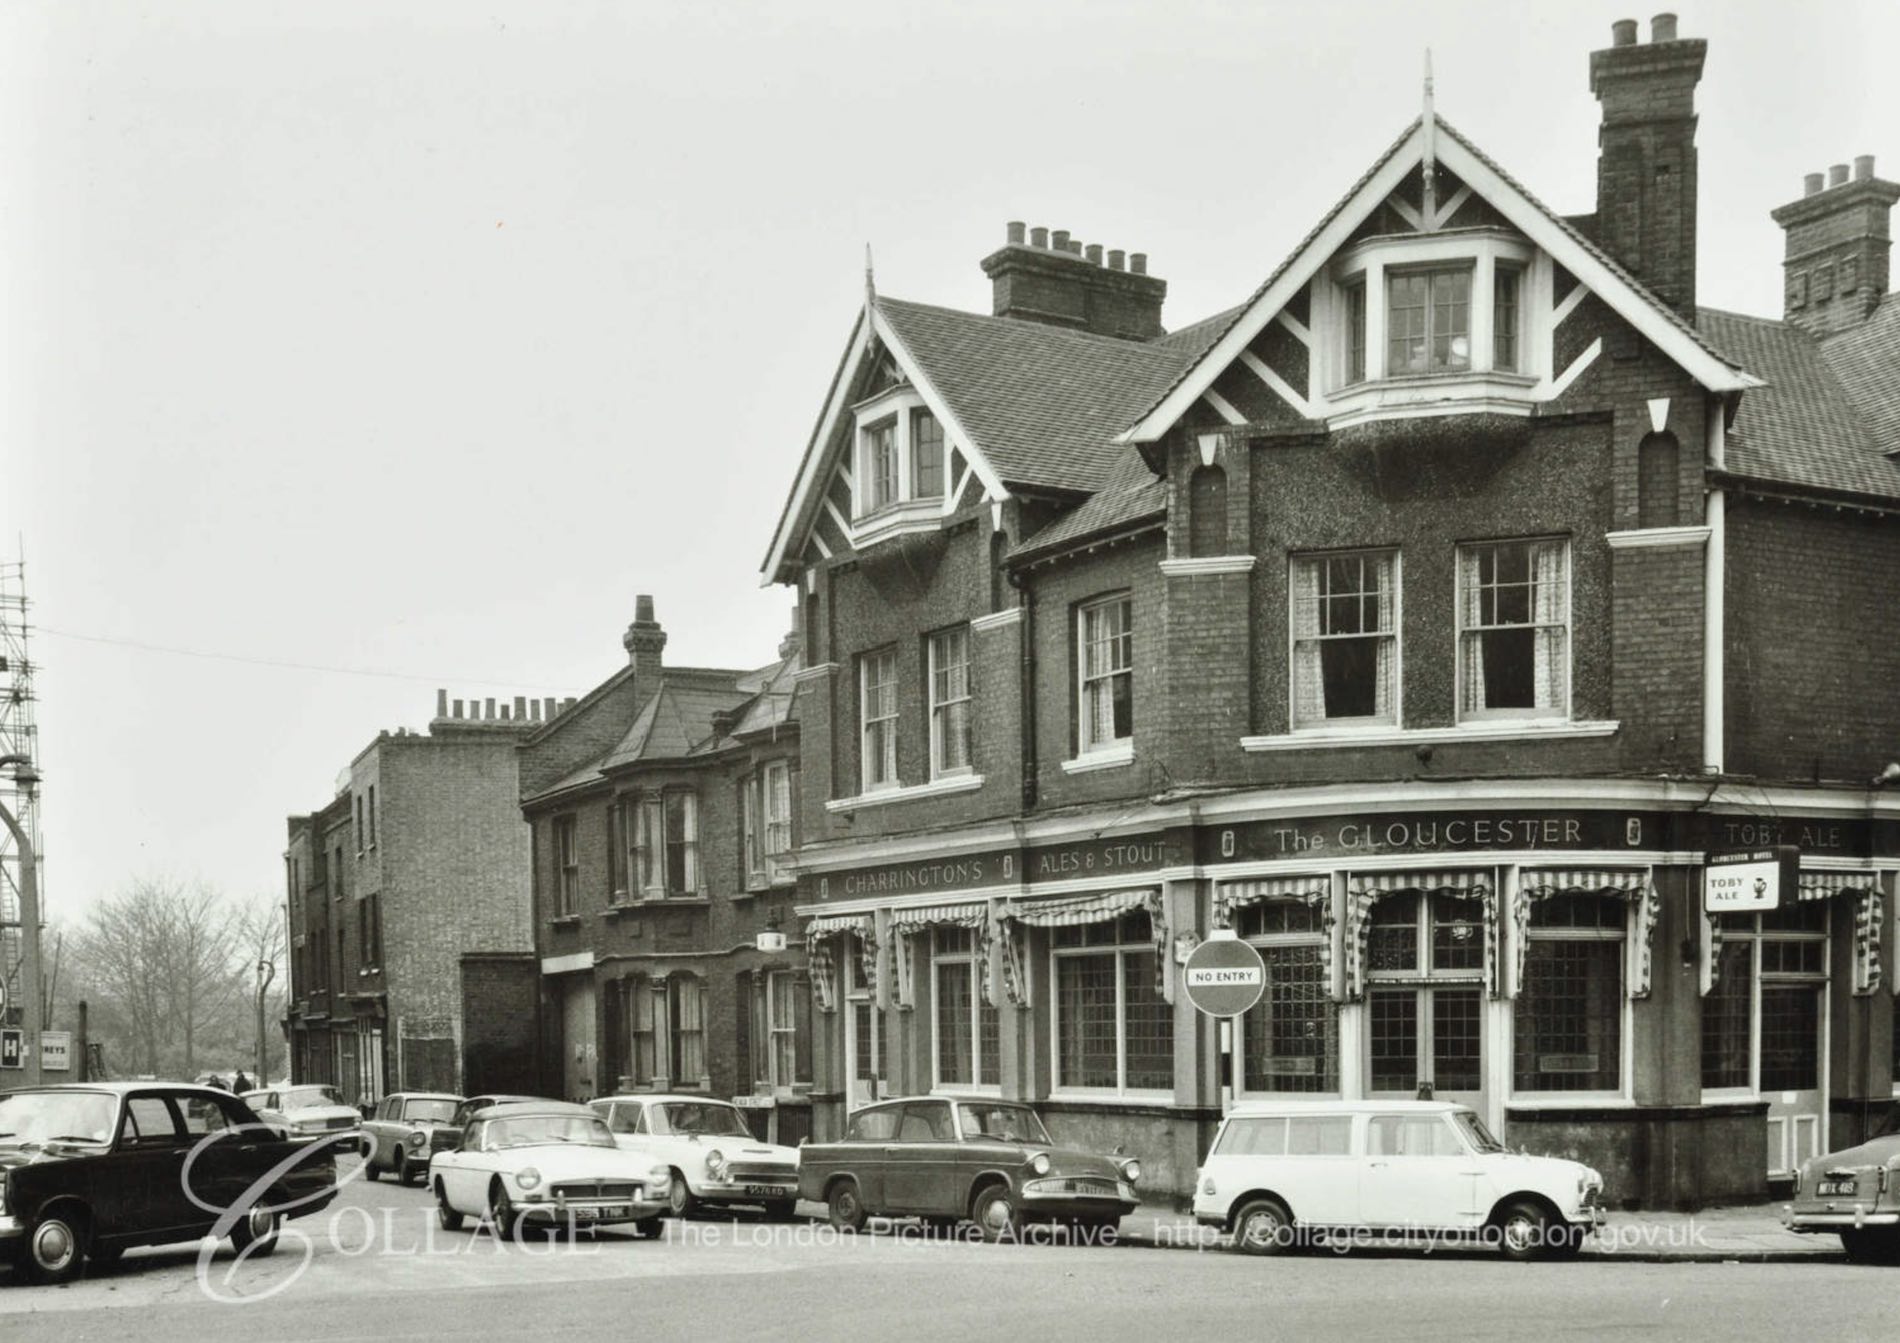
[
  {"xmin": 408, "ymin": 1131, "xmax": 426, "ymax": 1148},
  {"xmin": 1120, "ymin": 1158, "xmax": 1141, "ymax": 1184},
  {"xmin": 705, "ymin": 1148, "xmax": 726, "ymax": 1178},
  {"xmin": 516, "ymin": 1166, "xmax": 542, "ymax": 1191},
  {"xmin": 649, "ymin": 1164, "xmax": 671, "ymax": 1187},
  {"xmin": 1029, "ymin": 1152, "xmax": 1051, "ymax": 1177}
]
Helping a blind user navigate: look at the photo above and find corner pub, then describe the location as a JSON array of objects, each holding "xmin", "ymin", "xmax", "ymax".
[{"xmin": 770, "ymin": 16, "xmax": 1900, "ymax": 1210}]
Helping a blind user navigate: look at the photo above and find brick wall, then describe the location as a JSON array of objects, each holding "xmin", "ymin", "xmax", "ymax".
[{"xmin": 459, "ymin": 952, "xmax": 540, "ymax": 1095}]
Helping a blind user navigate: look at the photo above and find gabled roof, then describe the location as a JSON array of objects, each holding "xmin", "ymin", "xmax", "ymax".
[
  {"xmin": 1008, "ymin": 447, "xmax": 1167, "ymax": 565},
  {"xmin": 1116, "ymin": 114, "xmax": 1758, "ymax": 445},
  {"xmin": 601, "ymin": 672, "xmax": 751, "ymax": 771},
  {"xmin": 1699, "ymin": 306, "xmax": 1900, "ymax": 501}
]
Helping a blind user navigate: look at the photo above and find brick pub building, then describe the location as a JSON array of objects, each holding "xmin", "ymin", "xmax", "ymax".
[
  {"xmin": 284, "ymin": 692, "xmax": 547, "ymax": 1104},
  {"xmin": 519, "ymin": 598, "xmax": 813, "ymax": 1141},
  {"xmin": 764, "ymin": 15, "xmax": 1900, "ymax": 1207}
]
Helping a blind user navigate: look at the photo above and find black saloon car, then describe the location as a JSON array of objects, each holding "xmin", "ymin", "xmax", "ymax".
[{"xmin": 0, "ymin": 1082, "xmax": 340, "ymax": 1284}]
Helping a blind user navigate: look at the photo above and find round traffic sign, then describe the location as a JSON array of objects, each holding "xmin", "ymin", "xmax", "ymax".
[{"xmin": 1182, "ymin": 935, "xmax": 1266, "ymax": 1017}]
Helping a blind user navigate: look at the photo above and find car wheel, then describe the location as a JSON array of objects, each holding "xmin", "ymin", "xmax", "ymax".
[
  {"xmin": 361, "ymin": 1141, "xmax": 380, "ymax": 1181},
  {"xmin": 1496, "ymin": 1200, "xmax": 1555, "ymax": 1262},
  {"xmin": 1840, "ymin": 1228, "xmax": 1900, "ymax": 1264},
  {"xmin": 435, "ymin": 1181, "xmax": 464, "ymax": 1232},
  {"xmin": 667, "ymin": 1169, "xmax": 701, "ymax": 1219},
  {"xmin": 396, "ymin": 1150, "xmax": 422, "ymax": 1187},
  {"xmin": 633, "ymin": 1216, "xmax": 666, "ymax": 1240},
  {"xmin": 489, "ymin": 1183, "xmax": 525, "ymax": 1241},
  {"xmin": 1231, "ymin": 1198, "xmax": 1294, "ymax": 1256},
  {"xmin": 827, "ymin": 1179, "xmax": 867, "ymax": 1233},
  {"xmin": 24, "ymin": 1208, "xmax": 88, "ymax": 1285},
  {"xmin": 970, "ymin": 1185, "xmax": 1021, "ymax": 1244},
  {"xmin": 765, "ymin": 1200, "xmax": 799, "ymax": 1223},
  {"xmin": 229, "ymin": 1205, "xmax": 281, "ymax": 1258}
]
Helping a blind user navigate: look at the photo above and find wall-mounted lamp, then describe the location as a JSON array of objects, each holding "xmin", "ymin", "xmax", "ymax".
[{"xmin": 1870, "ymin": 761, "xmax": 1900, "ymax": 788}]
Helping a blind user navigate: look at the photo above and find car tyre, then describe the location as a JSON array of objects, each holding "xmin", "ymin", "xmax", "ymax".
[
  {"xmin": 1231, "ymin": 1198, "xmax": 1295, "ymax": 1256},
  {"xmin": 361, "ymin": 1141, "xmax": 380, "ymax": 1181},
  {"xmin": 230, "ymin": 1205, "xmax": 281, "ymax": 1258},
  {"xmin": 667, "ymin": 1170, "xmax": 701, "ymax": 1219},
  {"xmin": 1496, "ymin": 1200, "xmax": 1555, "ymax": 1263},
  {"xmin": 435, "ymin": 1181, "xmax": 464, "ymax": 1231},
  {"xmin": 396, "ymin": 1149, "xmax": 423, "ymax": 1187},
  {"xmin": 970, "ymin": 1184, "xmax": 1021, "ymax": 1244},
  {"xmin": 1840, "ymin": 1228, "xmax": 1900, "ymax": 1265},
  {"xmin": 489, "ymin": 1183, "xmax": 526, "ymax": 1241},
  {"xmin": 633, "ymin": 1216, "xmax": 666, "ymax": 1240},
  {"xmin": 827, "ymin": 1179, "xmax": 868, "ymax": 1233},
  {"xmin": 23, "ymin": 1208, "xmax": 88, "ymax": 1286}
]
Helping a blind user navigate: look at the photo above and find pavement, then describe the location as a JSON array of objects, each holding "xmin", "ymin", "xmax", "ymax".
[{"xmin": 1111, "ymin": 1198, "xmax": 1839, "ymax": 1262}]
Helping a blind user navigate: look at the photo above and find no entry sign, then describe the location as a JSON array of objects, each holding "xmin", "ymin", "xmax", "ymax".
[{"xmin": 1183, "ymin": 935, "xmax": 1266, "ymax": 1017}]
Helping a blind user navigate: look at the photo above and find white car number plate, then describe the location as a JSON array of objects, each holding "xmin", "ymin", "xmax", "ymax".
[{"xmin": 744, "ymin": 1185, "xmax": 785, "ymax": 1198}]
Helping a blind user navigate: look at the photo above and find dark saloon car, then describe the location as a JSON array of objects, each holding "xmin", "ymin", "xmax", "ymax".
[
  {"xmin": 0, "ymin": 1082, "xmax": 340, "ymax": 1284},
  {"xmin": 1784, "ymin": 1100, "xmax": 1900, "ymax": 1263},
  {"xmin": 797, "ymin": 1097, "xmax": 1140, "ymax": 1241},
  {"xmin": 427, "ymin": 1094, "xmax": 547, "ymax": 1164}
]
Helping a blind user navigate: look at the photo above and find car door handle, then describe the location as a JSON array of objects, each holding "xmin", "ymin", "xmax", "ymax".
[{"xmin": 1368, "ymin": 1161, "xmax": 1389, "ymax": 1169}]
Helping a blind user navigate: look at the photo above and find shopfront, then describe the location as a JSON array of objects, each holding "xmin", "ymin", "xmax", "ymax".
[{"xmin": 799, "ymin": 786, "xmax": 1900, "ymax": 1208}]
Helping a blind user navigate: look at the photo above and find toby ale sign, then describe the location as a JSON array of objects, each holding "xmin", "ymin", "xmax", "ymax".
[
  {"xmin": 1704, "ymin": 845, "xmax": 1799, "ymax": 913},
  {"xmin": 1182, "ymin": 935, "xmax": 1266, "ymax": 1018}
]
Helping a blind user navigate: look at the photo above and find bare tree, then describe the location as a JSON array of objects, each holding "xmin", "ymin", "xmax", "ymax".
[{"xmin": 230, "ymin": 892, "xmax": 290, "ymax": 1081}]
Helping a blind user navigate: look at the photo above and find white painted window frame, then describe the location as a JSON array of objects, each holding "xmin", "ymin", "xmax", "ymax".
[
  {"xmin": 928, "ymin": 625, "xmax": 974, "ymax": 780},
  {"xmin": 1288, "ymin": 548, "xmax": 1403, "ymax": 732},
  {"xmin": 1454, "ymin": 536, "xmax": 1574, "ymax": 724},
  {"xmin": 1076, "ymin": 593, "xmax": 1135, "ymax": 757},
  {"xmin": 860, "ymin": 648, "xmax": 899, "ymax": 793}
]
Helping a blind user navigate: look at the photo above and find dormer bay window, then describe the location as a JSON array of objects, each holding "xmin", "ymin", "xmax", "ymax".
[
  {"xmin": 1319, "ymin": 230, "xmax": 1543, "ymax": 428},
  {"xmin": 849, "ymin": 382, "xmax": 952, "ymax": 547}
]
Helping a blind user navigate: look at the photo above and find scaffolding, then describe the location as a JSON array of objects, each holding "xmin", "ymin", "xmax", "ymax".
[{"xmin": 0, "ymin": 556, "xmax": 42, "ymax": 1028}]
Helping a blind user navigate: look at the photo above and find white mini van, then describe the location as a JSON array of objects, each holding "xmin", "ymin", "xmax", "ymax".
[{"xmin": 1193, "ymin": 1100, "xmax": 1604, "ymax": 1260}]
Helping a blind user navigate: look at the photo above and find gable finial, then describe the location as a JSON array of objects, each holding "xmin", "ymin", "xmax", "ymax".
[
  {"xmin": 1421, "ymin": 49, "xmax": 1438, "ymax": 229},
  {"xmin": 864, "ymin": 242, "xmax": 876, "ymax": 309}
]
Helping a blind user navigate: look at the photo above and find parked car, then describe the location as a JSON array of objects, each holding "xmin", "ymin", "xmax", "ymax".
[
  {"xmin": 241, "ymin": 1084, "xmax": 362, "ymax": 1144},
  {"xmin": 1783, "ymin": 1100, "xmax": 1900, "ymax": 1263},
  {"xmin": 361, "ymin": 1092, "xmax": 464, "ymax": 1186},
  {"xmin": 428, "ymin": 1101, "xmax": 670, "ymax": 1239},
  {"xmin": 428, "ymin": 1094, "xmax": 546, "ymax": 1165},
  {"xmin": 0, "ymin": 1082, "xmax": 339, "ymax": 1284},
  {"xmin": 797, "ymin": 1096, "xmax": 1139, "ymax": 1241},
  {"xmin": 588, "ymin": 1095, "xmax": 799, "ymax": 1219},
  {"xmin": 1192, "ymin": 1099, "xmax": 1604, "ymax": 1260}
]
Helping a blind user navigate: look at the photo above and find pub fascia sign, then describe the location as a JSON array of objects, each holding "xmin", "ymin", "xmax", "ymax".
[{"xmin": 1703, "ymin": 845, "xmax": 1800, "ymax": 913}]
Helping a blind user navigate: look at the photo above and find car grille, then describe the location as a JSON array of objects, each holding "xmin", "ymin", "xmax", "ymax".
[
  {"xmin": 1040, "ymin": 1177, "xmax": 1120, "ymax": 1196},
  {"xmin": 726, "ymin": 1162, "xmax": 797, "ymax": 1182},
  {"xmin": 431, "ymin": 1130, "xmax": 458, "ymax": 1152},
  {"xmin": 326, "ymin": 1117, "xmax": 357, "ymax": 1131},
  {"xmin": 552, "ymin": 1181, "xmax": 640, "ymax": 1201},
  {"xmin": 1580, "ymin": 1186, "xmax": 1602, "ymax": 1209}
]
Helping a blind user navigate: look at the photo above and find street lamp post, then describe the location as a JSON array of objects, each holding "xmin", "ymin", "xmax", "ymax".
[
  {"xmin": 0, "ymin": 753, "xmax": 44, "ymax": 1089},
  {"xmin": 255, "ymin": 958, "xmax": 276, "ymax": 1085}
]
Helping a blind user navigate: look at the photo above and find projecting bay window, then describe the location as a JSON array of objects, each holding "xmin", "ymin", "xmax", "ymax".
[
  {"xmin": 863, "ymin": 418, "xmax": 898, "ymax": 512},
  {"xmin": 1512, "ymin": 895, "xmax": 1624, "ymax": 1095},
  {"xmin": 1235, "ymin": 898, "xmax": 1340, "ymax": 1095},
  {"xmin": 850, "ymin": 383, "xmax": 951, "ymax": 546},
  {"xmin": 1387, "ymin": 266, "xmax": 1472, "ymax": 375},
  {"xmin": 607, "ymin": 797, "xmax": 634, "ymax": 905},
  {"xmin": 929, "ymin": 626, "xmax": 973, "ymax": 778},
  {"xmin": 1290, "ymin": 550, "xmax": 1398, "ymax": 728},
  {"xmin": 1077, "ymin": 594, "xmax": 1134, "ymax": 758},
  {"xmin": 932, "ymin": 926, "xmax": 999, "ymax": 1090},
  {"xmin": 1050, "ymin": 912, "xmax": 1171, "ymax": 1097},
  {"xmin": 1494, "ymin": 266, "xmax": 1522, "ymax": 372},
  {"xmin": 1457, "ymin": 538, "xmax": 1570, "ymax": 719},
  {"xmin": 860, "ymin": 648, "xmax": 899, "ymax": 791},
  {"xmin": 744, "ymin": 761, "xmax": 794, "ymax": 890},
  {"xmin": 634, "ymin": 791, "xmax": 699, "ymax": 899},
  {"xmin": 911, "ymin": 409, "xmax": 944, "ymax": 499}
]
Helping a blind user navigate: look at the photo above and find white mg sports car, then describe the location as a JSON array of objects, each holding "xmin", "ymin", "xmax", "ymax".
[{"xmin": 429, "ymin": 1101, "xmax": 672, "ymax": 1238}]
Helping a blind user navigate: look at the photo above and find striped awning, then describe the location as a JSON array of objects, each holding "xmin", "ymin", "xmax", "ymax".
[
  {"xmin": 1344, "ymin": 871, "xmax": 1495, "ymax": 1000},
  {"xmin": 1513, "ymin": 868, "xmax": 1659, "ymax": 1000},
  {"xmin": 1346, "ymin": 871, "xmax": 1488, "ymax": 897},
  {"xmin": 1798, "ymin": 872, "xmax": 1880, "ymax": 899},
  {"xmin": 806, "ymin": 912, "xmax": 873, "ymax": 939},
  {"xmin": 1214, "ymin": 876, "xmax": 1331, "ymax": 929},
  {"xmin": 1519, "ymin": 869, "xmax": 1648, "ymax": 897},
  {"xmin": 1799, "ymin": 871, "xmax": 1885, "ymax": 994},
  {"xmin": 887, "ymin": 902, "xmax": 988, "ymax": 933},
  {"xmin": 1004, "ymin": 888, "xmax": 1160, "ymax": 928}
]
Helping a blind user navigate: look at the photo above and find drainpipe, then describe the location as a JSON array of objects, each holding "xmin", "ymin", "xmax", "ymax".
[
  {"xmin": 1008, "ymin": 565, "xmax": 1038, "ymax": 811},
  {"xmin": 1703, "ymin": 400, "xmax": 1726, "ymax": 773}
]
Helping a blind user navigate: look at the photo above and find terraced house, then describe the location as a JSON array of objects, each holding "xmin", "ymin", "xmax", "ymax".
[{"xmin": 764, "ymin": 16, "xmax": 1900, "ymax": 1207}]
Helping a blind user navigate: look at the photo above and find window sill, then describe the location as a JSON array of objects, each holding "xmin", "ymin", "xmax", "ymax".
[
  {"xmin": 1605, "ymin": 525, "xmax": 1711, "ymax": 550},
  {"xmin": 624, "ymin": 894, "xmax": 711, "ymax": 907},
  {"xmin": 1240, "ymin": 720, "xmax": 1618, "ymax": 751},
  {"xmin": 548, "ymin": 915, "xmax": 582, "ymax": 929},
  {"xmin": 1322, "ymin": 370, "xmax": 1540, "ymax": 429},
  {"xmin": 850, "ymin": 499, "xmax": 945, "ymax": 550},
  {"xmin": 1159, "ymin": 555, "xmax": 1256, "ymax": 576},
  {"xmin": 1045, "ymin": 1090, "xmax": 1175, "ymax": 1106},
  {"xmin": 1062, "ymin": 742, "xmax": 1134, "ymax": 774},
  {"xmin": 1505, "ymin": 1096, "xmax": 1634, "ymax": 1111},
  {"xmin": 826, "ymin": 773, "xmax": 985, "ymax": 813}
]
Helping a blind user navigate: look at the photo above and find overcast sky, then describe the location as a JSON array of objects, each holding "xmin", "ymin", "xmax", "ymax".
[{"xmin": 2, "ymin": 0, "xmax": 1894, "ymax": 929}]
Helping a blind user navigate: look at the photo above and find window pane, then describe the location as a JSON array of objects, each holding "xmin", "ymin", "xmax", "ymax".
[
  {"xmin": 1431, "ymin": 988, "xmax": 1482, "ymax": 1092},
  {"xmin": 1122, "ymin": 951, "xmax": 1173, "ymax": 1091},
  {"xmin": 935, "ymin": 958, "xmax": 973, "ymax": 1086},
  {"xmin": 1286, "ymin": 1115, "xmax": 1351, "ymax": 1155},
  {"xmin": 1366, "ymin": 893, "xmax": 1419, "ymax": 972},
  {"xmin": 1700, "ymin": 942, "xmax": 1752, "ymax": 1088},
  {"xmin": 1056, "ymin": 953, "xmax": 1119, "ymax": 1088},
  {"xmin": 1430, "ymin": 895, "xmax": 1484, "ymax": 973},
  {"xmin": 1494, "ymin": 268, "xmax": 1520, "ymax": 371},
  {"xmin": 1242, "ymin": 944, "xmax": 1338, "ymax": 1093},
  {"xmin": 1761, "ymin": 986, "xmax": 1819, "ymax": 1091},
  {"xmin": 1346, "ymin": 283, "xmax": 1366, "ymax": 382},
  {"xmin": 1514, "ymin": 935, "xmax": 1623, "ymax": 1091},
  {"xmin": 930, "ymin": 628, "xmax": 973, "ymax": 775},
  {"xmin": 1430, "ymin": 269, "xmax": 1471, "ymax": 370},
  {"xmin": 978, "ymin": 987, "xmax": 1000, "ymax": 1087},
  {"xmin": 1215, "ymin": 1117, "xmax": 1287, "ymax": 1157},
  {"xmin": 1369, "ymin": 990, "xmax": 1417, "ymax": 1092},
  {"xmin": 912, "ymin": 411, "xmax": 944, "ymax": 498}
]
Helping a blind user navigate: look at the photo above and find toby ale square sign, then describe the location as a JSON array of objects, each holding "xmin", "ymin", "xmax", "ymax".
[{"xmin": 1704, "ymin": 845, "xmax": 1800, "ymax": 913}]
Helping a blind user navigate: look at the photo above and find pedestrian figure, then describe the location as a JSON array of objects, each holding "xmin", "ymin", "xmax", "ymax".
[{"xmin": 233, "ymin": 1070, "xmax": 253, "ymax": 1093}]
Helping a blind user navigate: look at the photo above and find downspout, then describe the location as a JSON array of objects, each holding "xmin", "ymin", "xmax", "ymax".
[
  {"xmin": 1008, "ymin": 562, "xmax": 1038, "ymax": 811},
  {"xmin": 1702, "ymin": 397, "xmax": 1727, "ymax": 774}
]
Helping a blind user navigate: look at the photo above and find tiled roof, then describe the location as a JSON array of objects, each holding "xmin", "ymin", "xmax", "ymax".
[
  {"xmin": 601, "ymin": 676, "xmax": 750, "ymax": 770},
  {"xmin": 1698, "ymin": 308, "xmax": 1900, "ymax": 501},
  {"xmin": 1009, "ymin": 448, "xmax": 1166, "ymax": 563},
  {"xmin": 877, "ymin": 297, "xmax": 1212, "ymax": 494}
]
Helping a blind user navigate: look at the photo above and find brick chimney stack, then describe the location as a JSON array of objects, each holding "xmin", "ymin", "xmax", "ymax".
[
  {"xmin": 622, "ymin": 593, "xmax": 667, "ymax": 693},
  {"xmin": 1589, "ymin": 14, "xmax": 1707, "ymax": 318},
  {"xmin": 980, "ymin": 221, "xmax": 1167, "ymax": 340},
  {"xmin": 1771, "ymin": 155, "xmax": 1899, "ymax": 337}
]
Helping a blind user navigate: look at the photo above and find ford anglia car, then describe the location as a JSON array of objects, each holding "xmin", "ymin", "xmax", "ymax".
[
  {"xmin": 361, "ymin": 1091, "xmax": 463, "ymax": 1186},
  {"xmin": 796, "ymin": 1096, "xmax": 1140, "ymax": 1240},
  {"xmin": 1192, "ymin": 1100, "xmax": 1604, "ymax": 1260},
  {"xmin": 428, "ymin": 1100, "xmax": 671, "ymax": 1239},
  {"xmin": 588, "ymin": 1094, "xmax": 800, "ymax": 1219},
  {"xmin": 1783, "ymin": 1100, "xmax": 1900, "ymax": 1263},
  {"xmin": 0, "ymin": 1082, "xmax": 339, "ymax": 1284}
]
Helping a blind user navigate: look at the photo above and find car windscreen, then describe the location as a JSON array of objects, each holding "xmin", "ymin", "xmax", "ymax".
[
  {"xmin": 0, "ymin": 1091, "xmax": 118, "ymax": 1147},
  {"xmin": 957, "ymin": 1103, "xmax": 1052, "ymax": 1145},
  {"xmin": 404, "ymin": 1099, "xmax": 459, "ymax": 1124},
  {"xmin": 486, "ymin": 1114, "xmax": 617, "ymax": 1149},
  {"xmin": 279, "ymin": 1086, "xmax": 343, "ymax": 1110},
  {"xmin": 652, "ymin": 1103, "xmax": 753, "ymax": 1138},
  {"xmin": 1454, "ymin": 1112, "xmax": 1506, "ymax": 1153}
]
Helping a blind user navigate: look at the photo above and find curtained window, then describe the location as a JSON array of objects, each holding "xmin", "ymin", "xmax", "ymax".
[
  {"xmin": 860, "ymin": 648, "xmax": 899, "ymax": 790},
  {"xmin": 1077, "ymin": 595, "xmax": 1134, "ymax": 753},
  {"xmin": 1291, "ymin": 550, "xmax": 1398, "ymax": 727},
  {"xmin": 1457, "ymin": 538, "xmax": 1569, "ymax": 718},
  {"xmin": 929, "ymin": 627, "xmax": 974, "ymax": 778},
  {"xmin": 669, "ymin": 975, "xmax": 705, "ymax": 1085}
]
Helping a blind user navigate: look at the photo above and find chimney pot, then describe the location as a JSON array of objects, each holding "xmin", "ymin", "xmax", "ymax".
[
  {"xmin": 635, "ymin": 593, "xmax": 655, "ymax": 624},
  {"xmin": 1006, "ymin": 220, "xmax": 1026, "ymax": 245},
  {"xmin": 500, "ymin": 704, "xmax": 511, "ymax": 720},
  {"xmin": 1829, "ymin": 163, "xmax": 1850, "ymax": 188},
  {"xmin": 1130, "ymin": 252, "xmax": 1148, "ymax": 275},
  {"xmin": 1051, "ymin": 229, "xmax": 1070, "ymax": 251},
  {"xmin": 1085, "ymin": 243, "xmax": 1103, "ymax": 265},
  {"xmin": 544, "ymin": 696, "xmax": 557, "ymax": 720},
  {"xmin": 1107, "ymin": 248, "xmax": 1126, "ymax": 271},
  {"xmin": 1649, "ymin": 13, "xmax": 1677, "ymax": 42},
  {"xmin": 453, "ymin": 699, "xmax": 465, "ymax": 719},
  {"xmin": 1611, "ymin": 18, "xmax": 1637, "ymax": 45},
  {"xmin": 1854, "ymin": 155, "xmax": 1875, "ymax": 182},
  {"xmin": 513, "ymin": 695, "xmax": 527, "ymax": 720},
  {"xmin": 562, "ymin": 697, "xmax": 577, "ymax": 712},
  {"xmin": 1804, "ymin": 172, "xmax": 1826, "ymax": 197},
  {"xmin": 435, "ymin": 688, "xmax": 448, "ymax": 718},
  {"xmin": 484, "ymin": 697, "xmax": 497, "ymax": 720},
  {"xmin": 1030, "ymin": 226, "xmax": 1048, "ymax": 248}
]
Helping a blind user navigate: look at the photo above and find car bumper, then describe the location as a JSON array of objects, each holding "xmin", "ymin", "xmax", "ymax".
[
  {"xmin": 1018, "ymin": 1185, "xmax": 1139, "ymax": 1221},
  {"xmin": 518, "ymin": 1197, "xmax": 669, "ymax": 1226},
  {"xmin": 0, "ymin": 1214, "xmax": 22, "ymax": 1243},
  {"xmin": 693, "ymin": 1178, "xmax": 800, "ymax": 1205},
  {"xmin": 1782, "ymin": 1204, "xmax": 1900, "ymax": 1231}
]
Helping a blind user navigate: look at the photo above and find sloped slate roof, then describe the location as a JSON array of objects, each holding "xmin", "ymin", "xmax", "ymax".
[
  {"xmin": 601, "ymin": 677, "xmax": 750, "ymax": 770},
  {"xmin": 877, "ymin": 297, "xmax": 1222, "ymax": 494},
  {"xmin": 1698, "ymin": 307, "xmax": 1900, "ymax": 501},
  {"xmin": 1009, "ymin": 448, "xmax": 1166, "ymax": 563}
]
